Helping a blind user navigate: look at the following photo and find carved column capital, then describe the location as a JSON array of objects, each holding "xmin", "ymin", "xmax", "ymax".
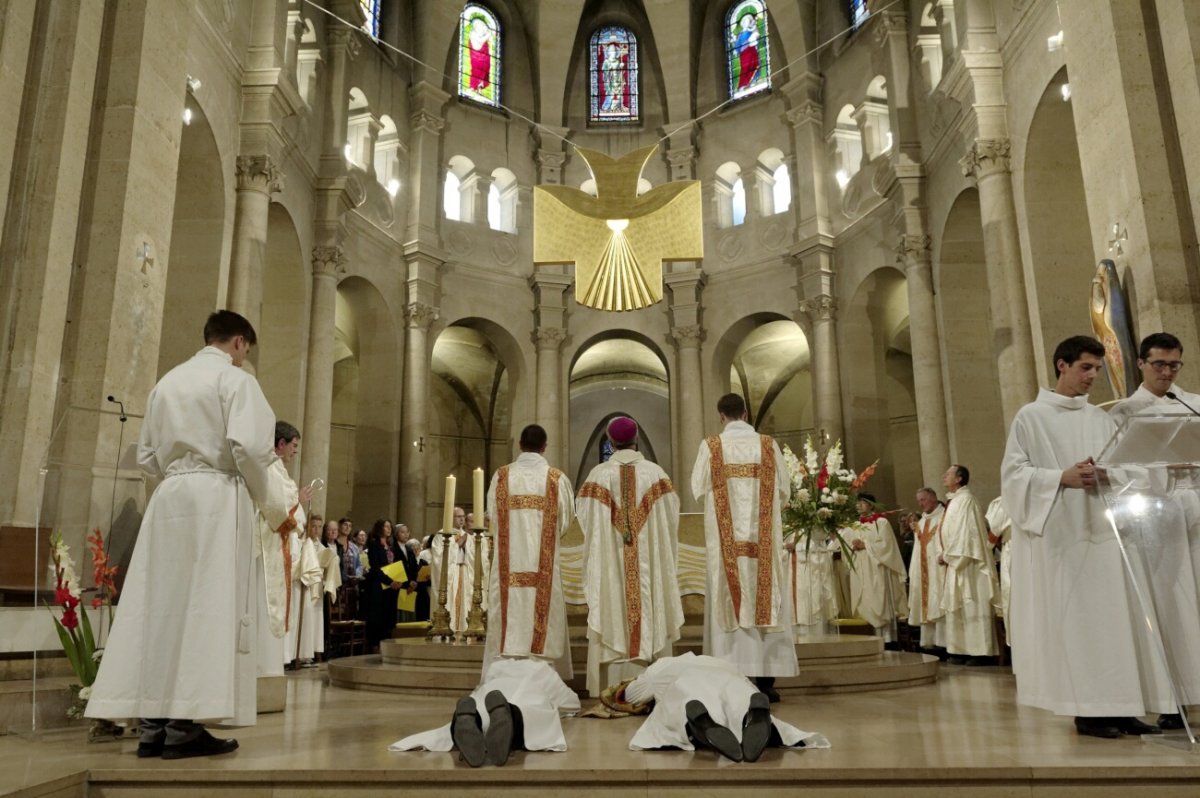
[
  {"xmin": 959, "ymin": 138, "xmax": 1011, "ymax": 180},
  {"xmin": 670, "ymin": 324, "xmax": 705, "ymax": 347},
  {"xmin": 799, "ymin": 295, "xmax": 838, "ymax": 322},
  {"xmin": 532, "ymin": 326, "xmax": 567, "ymax": 349},
  {"xmin": 235, "ymin": 154, "xmax": 283, "ymax": 193},
  {"xmin": 405, "ymin": 301, "xmax": 439, "ymax": 331},
  {"xmin": 311, "ymin": 245, "xmax": 345, "ymax": 278}
]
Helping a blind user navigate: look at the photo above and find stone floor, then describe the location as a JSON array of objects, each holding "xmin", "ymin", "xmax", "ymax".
[{"xmin": 3, "ymin": 665, "xmax": 1200, "ymax": 796}]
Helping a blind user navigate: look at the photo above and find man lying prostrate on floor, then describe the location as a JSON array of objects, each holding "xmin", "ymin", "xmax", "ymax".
[
  {"xmin": 389, "ymin": 658, "xmax": 581, "ymax": 767},
  {"xmin": 612, "ymin": 652, "xmax": 829, "ymax": 762}
]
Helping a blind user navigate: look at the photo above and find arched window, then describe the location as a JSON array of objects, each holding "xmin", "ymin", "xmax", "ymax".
[
  {"xmin": 358, "ymin": 0, "xmax": 380, "ymax": 37},
  {"xmin": 725, "ymin": 1, "xmax": 770, "ymax": 101},
  {"xmin": 458, "ymin": 4, "xmax": 501, "ymax": 107},
  {"xmin": 589, "ymin": 27, "xmax": 639, "ymax": 122}
]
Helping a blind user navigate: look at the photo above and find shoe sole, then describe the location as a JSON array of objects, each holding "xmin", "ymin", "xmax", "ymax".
[
  {"xmin": 742, "ymin": 694, "xmax": 772, "ymax": 762},
  {"xmin": 484, "ymin": 691, "xmax": 514, "ymax": 767},
  {"xmin": 450, "ymin": 697, "xmax": 486, "ymax": 767}
]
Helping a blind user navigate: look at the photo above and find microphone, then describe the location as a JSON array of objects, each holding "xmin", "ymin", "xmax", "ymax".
[
  {"xmin": 1165, "ymin": 391, "xmax": 1200, "ymax": 418},
  {"xmin": 106, "ymin": 395, "xmax": 127, "ymax": 422}
]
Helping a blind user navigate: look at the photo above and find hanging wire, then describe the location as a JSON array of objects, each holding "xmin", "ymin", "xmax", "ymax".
[{"xmin": 301, "ymin": 0, "xmax": 902, "ymax": 153}]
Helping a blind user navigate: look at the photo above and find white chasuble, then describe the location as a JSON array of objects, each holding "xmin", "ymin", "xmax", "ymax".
[
  {"xmin": 691, "ymin": 421, "xmax": 798, "ymax": 678},
  {"xmin": 86, "ymin": 346, "xmax": 276, "ymax": 727},
  {"xmin": 906, "ymin": 504, "xmax": 945, "ymax": 648},
  {"xmin": 848, "ymin": 516, "xmax": 908, "ymax": 639},
  {"xmin": 939, "ymin": 487, "xmax": 998, "ymax": 656},
  {"xmin": 984, "ymin": 497, "xmax": 1013, "ymax": 625},
  {"xmin": 483, "ymin": 452, "xmax": 575, "ymax": 680},
  {"xmin": 788, "ymin": 536, "xmax": 839, "ymax": 633},
  {"xmin": 1003, "ymin": 388, "xmax": 1174, "ymax": 716},
  {"xmin": 577, "ymin": 449, "xmax": 684, "ymax": 696},
  {"xmin": 390, "ymin": 659, "xmax": 580, "ymax": 754}
]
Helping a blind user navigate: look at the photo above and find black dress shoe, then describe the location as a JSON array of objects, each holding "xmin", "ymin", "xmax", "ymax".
[
  {"xmin": 484, "ymin": 690, "xmax": 515, "ymax": 767},
  {"xmin": 741, "ymin": 693, "xmax": 773, "ymax": 763},
  {"xmin": 1158, "ymin": 713, "xmax": 1186, "ymax": 731},
  {"xmin": 1074, "ymin": 717, "xmax": 1121, "ymax": 739},
  {"xmin": 685, "ymin": 700, "xmax": 742, "ymax": 762},
  {"xmin": 450, "ymin": 696, "xmax": 486, "ymax": 767},
  {"xmin": 1112, "ymin": 717, "xmax": 1162, "ymax": 735},
  {"xmin": 160, "ymin": 729, "xmax": 239, "ymax": 760}
]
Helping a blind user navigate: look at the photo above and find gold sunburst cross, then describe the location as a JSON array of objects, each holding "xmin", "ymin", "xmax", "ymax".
[{"xmin": 533, "ymin": 145, "xmax": 704, "ymax": 312}]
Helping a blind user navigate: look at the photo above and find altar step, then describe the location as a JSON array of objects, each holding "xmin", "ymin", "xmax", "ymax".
[{"xmin": 327, "ymin": 634, "xmax": 938, "ymax": 696}]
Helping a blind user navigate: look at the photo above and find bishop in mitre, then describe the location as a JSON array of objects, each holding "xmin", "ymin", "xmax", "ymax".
[
  {"xmin": 938, "ymin": 465, "xmax": 998, "ymax": 663},
  {"xmin": 483, "ymin": 424, "xmax": 575, "ymax": 680},
  {"xmin": 847, "ymin": 494, "xmax": 908, "ymax": 642},
  {"xmin": 691, "ymin": 394, "xmax": 798, "ymax": 703},
  {"xmin": 906, "ymin": 487, "xmax": 945, "ymax": 650},
  {"xmin": 577, "ymin": 416, "xmax": 684, "ymax": 696}
]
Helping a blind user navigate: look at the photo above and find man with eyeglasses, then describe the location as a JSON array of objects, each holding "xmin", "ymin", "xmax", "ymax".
[{"xmin": 1110, "ymin": 332, "xmax": 1197, "ymax": 425}]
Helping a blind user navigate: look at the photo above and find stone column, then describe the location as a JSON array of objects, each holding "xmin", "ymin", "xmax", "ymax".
[
  {"xmin": 530, "ymin": 270, "xmax": 573, "ymax": 469},
  {"xmin": 299, "ymin": 245, "xmax": 344, "ymax": 518},
  {"xmin": 798, "ymin": 294, "xmax": 844, "ymax": 446},
  {"xmin": 398, "ymin": 301, "xmax": 438, "ymax": 522},
  {"xmin": 960, "ymin": 139, "xmax": 1038, "ymax": 423},
  {"xmin": 228, "ymin": 154, "xmax": 282, "ymax": 332},
  {"xmin": 897, "ymin": 234, "xmax": 950, "ymax": 486}
]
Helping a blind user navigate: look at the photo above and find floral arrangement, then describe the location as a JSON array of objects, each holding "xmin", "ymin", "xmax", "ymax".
[
  {"xmin": 47, "ymin": 529, "xmax": 119, "ymax": 724},
  {"xmin": 780, "ymin": 437, "xmax": 879, "ymax": 563}
]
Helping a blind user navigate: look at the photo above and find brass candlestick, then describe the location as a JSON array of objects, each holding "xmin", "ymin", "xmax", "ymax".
[
  {"xmin": 463, "ymin": 527, "xmax": 487, "ymax": 642},
  {"xmin": 427, "ymin": 530, "xmax": 453, "ymax": 642}
]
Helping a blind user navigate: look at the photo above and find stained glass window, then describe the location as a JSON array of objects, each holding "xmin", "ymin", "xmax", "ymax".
[
  {"xmin": 725, "ymin": 1, "xmax": 770, "ymax": 101},
  {"xmin": 359, "ymin": 0, "xmax": 380, "ymax": 38},
  {"xmin": 589, "ymin": 27, "xmax": 639, "ymax": 123},
  {"xmin": 850, "ymin": 0, "xmax": 869, "ymax": 30},
  {"xmin": 458, "ymin": 4, "xmax": 501, "ymax": 107}
]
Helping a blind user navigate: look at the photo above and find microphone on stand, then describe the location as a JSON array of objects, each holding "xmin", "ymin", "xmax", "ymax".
[
  {"xmin": 106, "ymin": 395, "xmax": 127, "ymax": 422},
  {"xmin": 1165, "ymin": 391, "xmax": 1200, "ymax": 418}
]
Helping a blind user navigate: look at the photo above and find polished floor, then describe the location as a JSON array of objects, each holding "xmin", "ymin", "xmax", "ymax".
[{"xmin": 3, "ymin": 664, "xmax": 1200, "ymax": 796}]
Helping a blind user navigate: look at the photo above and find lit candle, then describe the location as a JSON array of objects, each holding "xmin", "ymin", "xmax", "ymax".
[
  {"xmin": 473, "ymin": 468, "xmax": 485, "ymax": 526},
  {"xmin": 442, "ymin": 474, "xmax": 456, "ymax": 532}
]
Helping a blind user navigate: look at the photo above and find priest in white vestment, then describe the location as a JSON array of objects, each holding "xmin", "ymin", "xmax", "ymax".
[
  {"xmin": 86, "ymin": 311, "xmax": 275, "ymax": 759},
  {"xmin": 253, "ymin": 422, "xmax": 312, "ymax": 679},
  {"xmin": 691, "ymin": 393, "xmax": 798, "ymax": 703},
  {"xmin": 906, "ymin": 488, "xmax": 945, "ymax": 649},
  {"xmin": 984, "ymin": 496, "xmax": 1013, "ymax": 628},
  {"xmin": 483, "ymin": 424, "xmax": 575, "ymax": 680},
  {"xmin": 847, "ymin": 495, "xmax": 908, "ymax": 642},
  {"xmin": 389, "ymin": 658, "xmax": 580, "ymax": 766},
  {"xmin": 577, "ymin": 416, "xmax": 684, "ymax": 697},
  {"xmin": 1002, "ymin": 335, "xmax": 1172, "ymax": 739},
  {"xmin": 623, "ymin": 652, "xmax": 829, "ymax": 762},
  {"xmin": 786, "ymin": 534, "xmax": 839, "ymax": 638},
  {"xmin": 938, "ymin": 466, "xmax": 998, "ymax": 661}
]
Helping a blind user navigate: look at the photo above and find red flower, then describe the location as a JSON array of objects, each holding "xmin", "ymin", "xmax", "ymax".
[
  {"xmin": 61, "ymin": 606, "xmax": 78, "ymax": 631},
  {"xmin": 817, "ymin": 465, "xmax": 829, "ymax": 492}
]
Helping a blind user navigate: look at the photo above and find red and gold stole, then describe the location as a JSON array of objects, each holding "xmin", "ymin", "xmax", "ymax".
[
  {"xmin": 495, "ymin": 465, "xmax": 563, "ymax": 655},
  {"xmin": 705, "ymin": 434, "xmax": 776, "ymax": 626},
  {"xmin": 578, "ymin": 464, "xmax": 674, "ymax": 656}
]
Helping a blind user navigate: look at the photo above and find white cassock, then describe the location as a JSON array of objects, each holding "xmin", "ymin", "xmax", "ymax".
[
  {"xmin": 282, "ymin": 531, "xmax": 302, "ymax": 664},
  {"xmin": 483, "ymin": 452, "xmax": 575, "ymax": 680},
  {"xmin": 1002, "ymin": 388, "xmax": 1174, "ymax": 716},
  {"xmin": 939, "ymin": 487, "xmax": 998, "ymax": 657},
  {"xmin": 906, "ymin": 505, "xmax": 945, "ymax": 649},
  {"xmin": 787, "ymin": 536, "xmax": 839, "ymax": 637},
  {"xmin": 85, "ymin": 346, "xmax": 275, "ymax": 726},
  {"xmin": 691, "ymin": 421, "xmax": 799, "ymax": 679},
  {"xmin": 295, "ymin": 536, "xmax": 325, "ymax": 660},
  {"xmin": 389, "ymin": 659, "xmax": 580, "ymax": 753},
  {"xmin": 984, "ymin": 497, "xmax": 1013, "ymax": 627},
  {"xmin": 577, "ymin": 449, "xmax": 684, "ymax": 696},
  {"xmin": 847, "ymin": 515, "xmax": 908, "ymax": 641},
  {"xmin": 624, "ymin": 653, "xmax": 829, "ymax": 752},
  {"xmin": 253, "ymin": 457, "xmax": 305, "ymax": 678},
  {"xmin": 1109, "ymin": 383, "xmax": 1200, "ymax": 427}
]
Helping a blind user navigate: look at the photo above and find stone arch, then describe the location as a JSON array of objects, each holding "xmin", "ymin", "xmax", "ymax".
[
  {"xmin": 1022, "ymin": 65, "xmax": 1108, "ymax": 400},
  {"xmin": 936, "ymin": 187, "xmax": 1005, "ymax": 498},
  {"xmin": 842, "ymin": 267, "xmax": 920, "ymax": 507},
  {"xmin": 258, "ymin": 202, "xmax": 309, "ymax": 428},
  {"xmin": 327, "ymin": 276, "xmax": 401, "ymax": 521},
  {"xmin": 159, "ymin": 96, "xmax": 224, "ymax": 378}
]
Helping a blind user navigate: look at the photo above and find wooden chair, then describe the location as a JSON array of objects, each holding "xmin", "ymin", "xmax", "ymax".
[{"xmin": 328, "ymin": 581, "xmax": 367, "ymax": 658}]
